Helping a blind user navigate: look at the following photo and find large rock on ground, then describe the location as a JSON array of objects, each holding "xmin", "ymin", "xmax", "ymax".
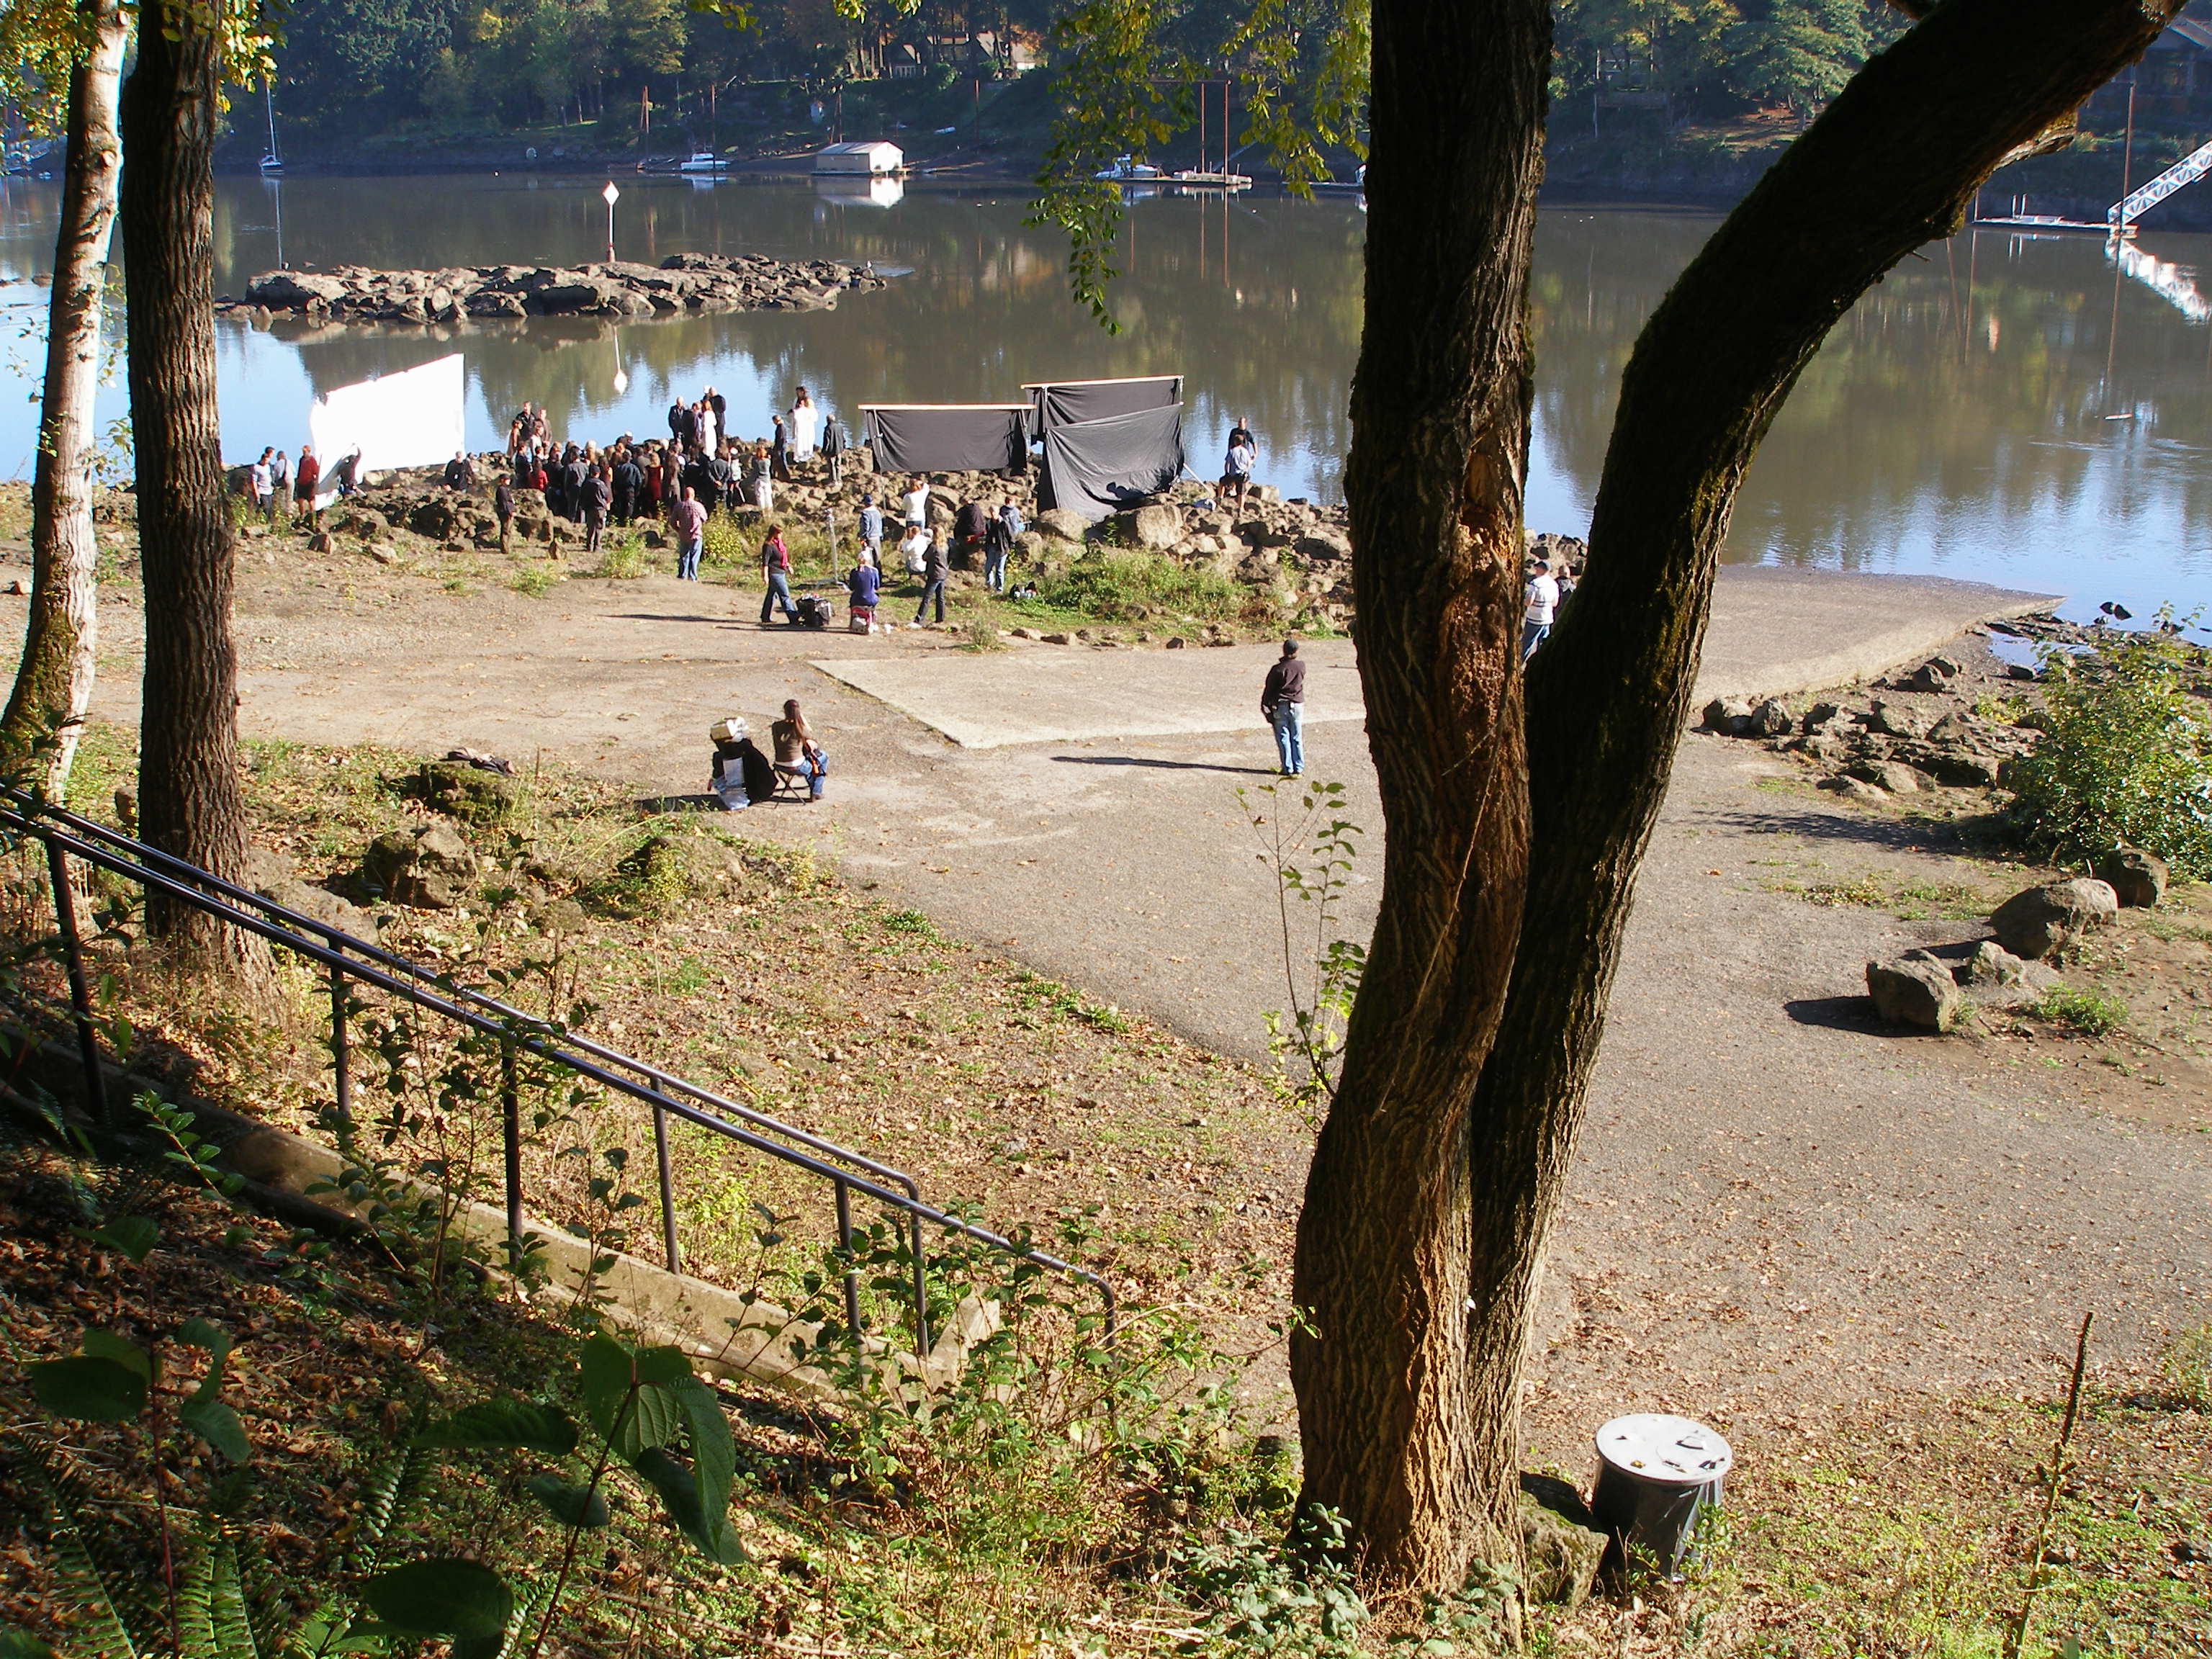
[
  {"xmin": 261, "ymin": 877, "xmax": 382, "ymax": 942},
  {"xmin": 361, "ymin": 823, "xmax": 480, "ymax": 909},
  {"xmin": 418, "ymin": 759, "xmax": 521, "ymax": 825},
  {"xmin": 1866, "ymin": 951, "xmax": 1964, "ymax": 1031},
  {"xmin": 2097, "ymin": 848, "xmax": 2169, "ymax": 909},
  {"xmin": 1703, "ymin": 696, "xmax": 1755, "ymax": 736},
  {"xmin": 1990, "ymin": 878, "xmax": 2118, "ymax": 961},
  {"xmin": 1519, "ymin": 1475, "xmax": 1608, "ymax": 1609},
  {"xmin": 1959, "ymin": 940, "xmax": 2058, "ymax": 1007},
  {"xmin": 1033, "ymin": 508, "xmax": 1089, "ymax": 544},
  {"xmin": 1119, "ymin": 503, "xmax": 1184, "ymax": 551},
  {"xmin": 246, "ymin": 270, "xmax": 348, "ymax": 307}
]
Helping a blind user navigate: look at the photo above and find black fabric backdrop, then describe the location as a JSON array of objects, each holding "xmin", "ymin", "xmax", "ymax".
[
  {"xmin": 1030, "ymin": 376, "xmax": 1182, "ymax": 433},
  {"xmin": 865, "ymin": 407, "xmax": 1030, "ymax": 474},
  {"xmin": 1038, "ymin": 403, "xmax": 1187, "ymax": 521}
]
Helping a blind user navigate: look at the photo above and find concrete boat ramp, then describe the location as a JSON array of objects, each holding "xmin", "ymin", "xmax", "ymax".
[{"xmin": 811, "ymin": 566, "xmax": 2057, "ymax": 750}]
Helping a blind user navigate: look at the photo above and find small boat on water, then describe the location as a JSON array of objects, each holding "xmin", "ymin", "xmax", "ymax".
[
  {"xmin": 678, "ymin": 151, "xmax": 726, "ymax": 174},
  {"xmin": 1168, "ymin": 169, "xmax": 1251, "ymax": 191},
  {"xmin": 1094, "ymin": 155, "xmax": 1161, "ymax": 182},
  {"xmin": 259, "ymin": 83, "xmax": 283, "ymax": 174}
]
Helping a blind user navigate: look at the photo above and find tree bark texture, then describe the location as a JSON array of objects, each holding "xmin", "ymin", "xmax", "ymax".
[
  {"xmin": 1460, "ymin": 0, "xmax": 2180, "ymax": 1578},
  {"xmin": 1295, "ymin": 0, "xmax": 2179, "ymax": 1599},
  {"xmin": 1289, "ymin": 0, "xmax": 1550, "ymax": 1591},
  {"xmin": 119, "ymin": 0, "xmax": 264, "ymax": 976},
  {"xmin": 1, "ymin": 0, "xmax": 127, "ymax": 801}
]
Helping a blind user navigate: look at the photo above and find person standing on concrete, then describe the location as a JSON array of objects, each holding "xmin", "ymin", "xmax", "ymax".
[
  {"xmin": 760, "ymin": 523, "xmax": 800, "ymax": 626},
  {"xmin": 671, "ymin": 487, "xmax": 707, "ymax": 580},
  {"xmin": 914, "ymin": 526, "xmax": 949, "ymax": 626},
  {"xmin": 858, "ymin": 493, "xmax": 883, "ymax": 566},
  {"xmin": 1522, "ymin": 559, "xmax": 1560, "ymax": 661},
  {"xmin": 1260, "ymin": 638, "xmax": 1306, "ymax": 777},
  {"xmin": 495, "ymin": 477, "xmax": 516, "ymax": 556}
]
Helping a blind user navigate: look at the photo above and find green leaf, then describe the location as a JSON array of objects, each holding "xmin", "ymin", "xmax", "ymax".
[
  {"xmin": 81, "ymin": 1329, "xmax": 152, "ymax": 1380},
  {"xmin": 180, "ymin": 1395, "xmax": 251, "ymax": 1463},
  {"xmin": 577, "ymin": 1333, "xmax": 634, "ymax": 1440},
  {"xmin": 627, "ymin": 1447, "xmax": 742, "ymax": 1563},
  {"xmin": 357, "ymin": 1559, "xmax": 513, "ymax": 1640},
  {"xmin": 176, "ymin": 1318, "xmax": 233, "ymax": 1367},
  {"xmin": 29, "ymin": 1355, "xmax": 148, "ymax": 1423},
  {"xmin": 616, "ymin": 1383, "xmax": 683, "ymax": 1460},
  {"xmin": 524, "ymin": 1474, "xmax": 609, "ymax": 1529},
  {"xmin": 0, "ymin": 1629, "xmax": 59, "ymax": 1659},
  {"xmin": 631, "ymin": 1346, "xmax": 689, "ymax": 1387},
  {"xmin": 419, "ymin": 1399, "xmax": 578, "ymax": 1457},
  {"xmin": 77, "ymin": 1215, "xmax": 161, "ymax": 1264},
  {"xmin": 669, "ymin": 1375, "xmax": 742, "ymax": 1563}
]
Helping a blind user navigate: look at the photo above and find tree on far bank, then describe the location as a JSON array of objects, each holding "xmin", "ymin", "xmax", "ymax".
[
  {"xmin": 1041, "ymin": 0, "xmax": 2182, "ymax": 1596},
  {"xmin": 119, "ymin": 0, "xmax": 271, "ymax": 980},
  {"xmin": 0, "ymin": 0, "xmax": 130, "ymax": 801},
  {"xmin": 1725, "ymin": 0, "xmax": 1884, "ymax": 122}
]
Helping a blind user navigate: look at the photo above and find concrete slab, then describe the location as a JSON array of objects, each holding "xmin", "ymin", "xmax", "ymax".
[
  {"xmin": 804, "ymin": 567, "xmax": 2059, "ymax": 750},
  {"xmin": 809, "ymin": 642, "xmax": 1363, "ymax": 749},
  {"xmin": 1694, "ymin": 565, "xmax": 2059, "ymax": 701}
]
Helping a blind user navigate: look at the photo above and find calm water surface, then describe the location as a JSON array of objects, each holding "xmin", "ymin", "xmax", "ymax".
[{"xmin": 1, "ymin": 172, "xmax": 2211, "ymax": 626}]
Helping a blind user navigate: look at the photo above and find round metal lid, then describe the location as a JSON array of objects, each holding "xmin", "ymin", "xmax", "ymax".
[{"xmin": 1593, "ymin": 1414, "xmax": 1733, "ymax": 1485}]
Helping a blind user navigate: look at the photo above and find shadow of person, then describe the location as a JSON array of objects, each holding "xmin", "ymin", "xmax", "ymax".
[{"xmin": 1050, "ymin": 755, "xmax": 1281, "ymax": 776}]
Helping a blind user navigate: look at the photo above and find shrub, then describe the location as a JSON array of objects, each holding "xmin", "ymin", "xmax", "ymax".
[
  {"xmin": 1035, "ymin": 549, "xmax": 1240, "ymax": 623},
  {"xmin": 597, "ymin": 532, "xmax": 645, "ymax": 580},
  {"xmin": 2006, "ymin": 626, "xmax": 2212, "ymax": 877},
  {"xmin": 2028, "ymin": 985, "xmax": 2128, "ymax": 1037}
]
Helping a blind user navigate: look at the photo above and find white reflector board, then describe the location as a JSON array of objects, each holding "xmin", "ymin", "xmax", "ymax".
[{"xmin": 307, "ymin": 354, "xmax": 465, "ymax": 478}]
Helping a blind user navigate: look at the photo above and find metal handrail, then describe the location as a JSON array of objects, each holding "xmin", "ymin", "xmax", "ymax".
[{"xmin": 0, "ymin": 789, "xmax": 1118, "ymax": 1356}]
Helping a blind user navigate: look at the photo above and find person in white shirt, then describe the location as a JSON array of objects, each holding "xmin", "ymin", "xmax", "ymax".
[
  {"xmin": 248, "ymin": 450, "xmax": 273, "ymax": 516},
  {"xmin": 902, "ymin": 477, "xmax": 930, "ymax": 529},
  {"xmin": 1522, "ymin": 561, "xmax": 1560, "ymax": 661},
  {"xmin": 788, "ymin": 387, "xmax": 821, "ymax": 462},
  {"xmin": 898, "ymin": 521, "xmax": 931, "ymax": 576}
]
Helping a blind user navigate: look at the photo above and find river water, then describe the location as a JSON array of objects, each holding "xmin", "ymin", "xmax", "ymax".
[{"xmin": 1, "ymin": 171, "xmax": 2211, "ymax": 626}]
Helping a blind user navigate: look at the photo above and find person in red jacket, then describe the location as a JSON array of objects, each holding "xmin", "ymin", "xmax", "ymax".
[
  {"xmin": 759, "ymin": 523, "xmax": 799, "ymax": 626},
  {"xmin": 293, "ymin": 445, "xmax": 322, "ymax": 529}
]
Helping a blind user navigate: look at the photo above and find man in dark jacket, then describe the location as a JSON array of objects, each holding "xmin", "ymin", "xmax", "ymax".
[
  {"xmin": 1260, "ymin": 638, "xmax": 1306, "ymax": 776},
  {"xmin": 611, "ymin": 454, "xmax": 643, "ymax": 524},
  {"xmin": 583, "ymin": 465, "xmax": 612, "ymax": 556},
  {"xmin": 495, "ymin": 477, "xmax": 516, "ymax": 556},
  {"xmin": 914, "ymin": 528, "xmax": 950, "ymax": 625}
]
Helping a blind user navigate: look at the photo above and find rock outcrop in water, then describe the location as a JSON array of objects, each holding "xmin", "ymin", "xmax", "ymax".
[{"xmin": 215, "ymin": 253, "xmax": 894, "ymax": 325}]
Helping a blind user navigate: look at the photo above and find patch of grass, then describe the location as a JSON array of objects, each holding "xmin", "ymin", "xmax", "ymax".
[
  {"xmin": 1892, "ymin": 880, "xmax": 1990, "ymax": 922},
  {"xmin": 881, "ymin": 907, "xmax": 942, "ymax": 939},
  {"xmin": 2030, "ymin": 985, "xmax": 2129, "ymax": 1037},
  {"xmin": 959, "ymin": 621, "xmax": 1004, "ymax": 652},
  {"xmin": 597, "ymin": 531, "xmax": 647, "ymax": 580},
  {"xmin": 1797, "ymin": 875, "xmax": 1890, "ymax": 908},
  {"xmin": 1974, "ymin": 693, "xmax": 2030, "ymax": 725},
  {"xmin": 1033, "ymin": 547, "xmax": 1241, "ymax": 625},
  {"xmin": 2164, "ymin": 1321, "xmax": 2212, "ymax": 1406},
  {"xmin": 509, "ymin": 563, "xmax": 561, "ymax": 598}
]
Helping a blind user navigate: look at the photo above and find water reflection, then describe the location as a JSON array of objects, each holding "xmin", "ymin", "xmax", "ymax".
[{"xmin": 0, "ymin": 174, "xmax": 2208, "ymax": 620}]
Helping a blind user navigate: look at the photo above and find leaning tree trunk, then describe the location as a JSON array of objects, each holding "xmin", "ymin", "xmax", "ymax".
[
  {"xmin": 1295, "ymin": 0, "xmax": 2180, "ymax": 1599},
  {"xmin": 1288, "ymin": 0, "xmax": 1550, "ymax": 1590},
  {"xmin": 118, "ymin": 0, "xmax": 266, "ymax": 980},
  {"xmin": 0, "ymin": 0, "xmax": 128, "ymax": 800}
]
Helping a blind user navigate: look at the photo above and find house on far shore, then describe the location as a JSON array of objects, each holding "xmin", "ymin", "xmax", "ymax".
[{"xmin": 814, "ymin": 140, "xmax": 906, "ymax": 177}]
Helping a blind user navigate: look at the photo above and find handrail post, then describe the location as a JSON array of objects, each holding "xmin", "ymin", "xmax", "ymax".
[
  {"xmin": 649, "ymin": 1082, "xmax": 680, "ymax": 1275},
  {"xmin": 909, "ymin": 1211, "xmax": 930, "ymax": 1357},
  {"xmin": 45, "ymin": 837, "xmax": 108, "ymax": 1128},
  {"xmin": 500, "ymin": 1033, "xmax": 523, "ymax": 1271},
  {"xmin": 835, "ymin": 1179, "xmax": 863, "ymax": 1337},
  {"xmin": 328, "ymin": 962, "xmax": 352, "ymax": 1137}
]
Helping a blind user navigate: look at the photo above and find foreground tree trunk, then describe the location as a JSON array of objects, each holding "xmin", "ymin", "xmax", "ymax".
[
  {"xmin": 0, "ymin": 0, "xmax": 128, "ymax": 799},
  {"xmin": 118, "ymin": 0, "xmax": 266, "ymax": 979},
  {"xmin": 1298, "ymin": 0, "xmax": 2180, "ymax": 1595},
  {"xmin": 1288, "ymin": 0, "xmax": 1550, "ymax": 1587}
]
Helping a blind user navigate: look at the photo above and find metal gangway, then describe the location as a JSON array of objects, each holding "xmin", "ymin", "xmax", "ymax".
[{"xmin": 2109, "ymin": 136, "xmax": 2212, "ymax": 230}]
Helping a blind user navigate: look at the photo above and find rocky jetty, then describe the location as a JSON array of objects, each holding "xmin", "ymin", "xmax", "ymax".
[{"xmin": 215, "ymin": 253, "xmax": 895, "ymax": 325}]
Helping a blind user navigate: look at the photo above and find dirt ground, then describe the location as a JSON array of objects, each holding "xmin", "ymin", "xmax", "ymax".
[{"xmin": 4, "ymin": 498, "xmax": 2208, "ymax": 1542}]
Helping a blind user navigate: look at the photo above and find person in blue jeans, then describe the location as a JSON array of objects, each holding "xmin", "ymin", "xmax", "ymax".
[
  {"xmin": 760, "ymin": 524, "xmax": 799, "ymax": 626},
  {"xmin": 1260, "ymin": 637, "xmax": 1306, "ymax": 776},
  {"xmin": 772, "ymin": 700, "xmax": 829, "ymax": 801}
]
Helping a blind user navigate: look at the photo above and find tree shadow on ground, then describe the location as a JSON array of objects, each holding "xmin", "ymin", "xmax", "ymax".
[
  {"xmin": 1696, "ymin": 802, "xmax": 1986, "ymax": 857},
  {"xmin": 1051, "ymin": 755, "xmax": 1281, "ymax": 777}
]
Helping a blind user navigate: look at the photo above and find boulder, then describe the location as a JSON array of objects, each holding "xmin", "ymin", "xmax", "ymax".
[
  {"xmin": 601, "ymin": 827, "xmax": 750, "ymax": 916},
  {"xmin": 1702, "ymin": 696, "xmax": 1755, "ymax": 736},
  {"xmin": 246, "ymin": 270, "xmax": 349, "ymax": 307},
  {"xmin": 1801, "ymin": 701, "xmax": 1848, "ymax": 733},
  {"xmin": 361, "ymin": 823, "xmax": 480, "ymax": 910},
  {"xmin": 1905, "ymin": 655, "xmax": 1960, "ymax": 692},
  {"xmin": 1121, "ymin": 503, "xmax": 1184, "ymax": 551},
  {"xmin": 417, "ymin": 760, "xmax": 521, "ymax": 825},
  {"xmin": 1518, "ymin": 1475, "xmax": 1607, "ymax": 1610},
  {"xmin": 1990, "ymin": 878, "xmax": 2118, "ymax": 961},
  {"xmin": 1749, "ymin": 697, "xmax": 1794, "ymax": 738},
  {"xmin": 2097, "ymin": 847, "xmax": 2169, "ymax": 909},
  {"xmin": 1292, "ymin": 527, "xmax": 1352, "ymax": 564},
  {"xmin": 1960, "ymin": 940, "xmax": 2059, "ymax": 1004},
  {"xmin": 261, "ymin": 877, "xmax": 381, "ymax": 942},
  {"xmin": 1848, "ymin": 759, "xmax": 1933, "ymax": 795},
  {"xmin": 1866, "ymin": 952, "xmax": 1964, "ymax": 1031},
  {"xmin": 1821, "ymin": 775, "xmax": 1889, "ymax": 805},
  {"xmin": 1867, "ymin": 699, "xmax": 1936, "ymax": 739}
]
